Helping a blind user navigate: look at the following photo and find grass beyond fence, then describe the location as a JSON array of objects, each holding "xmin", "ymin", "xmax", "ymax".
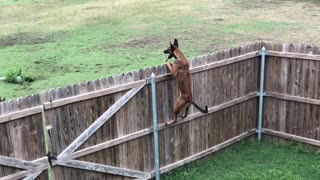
[
  {"xmin": 162, "ymin": 139, "xmax": 320, "ymax": 180},
  {"xmin": 1, "ymin": 42, "xmax": 320, "ymax": 179},
  {"xmin": 1, "ymin": 0, "xmax": 320, "ymax": 99}
]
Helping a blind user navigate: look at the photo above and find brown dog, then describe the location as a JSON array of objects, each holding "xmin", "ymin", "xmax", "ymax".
[{"xmin": 164, "ymin": 39, "xmax": 208, "ymax": 126}]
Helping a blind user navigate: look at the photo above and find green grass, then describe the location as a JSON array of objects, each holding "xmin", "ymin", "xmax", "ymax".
[
  {"xmin": 222, "ymin": 21, "xmax": 300, "ymax": 33},
  {"xmin": 162, "ymin": 140, "xmax": 320, "ymax": 180},
  {"xmin": 1, "ymin": 0, "xmax": 320, "ymax": 99}
]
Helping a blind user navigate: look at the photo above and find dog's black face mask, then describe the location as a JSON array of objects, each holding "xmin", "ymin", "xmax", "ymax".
[{"xmin": 164, "ymin": 39, "xmax": 179, "ymax": 60}]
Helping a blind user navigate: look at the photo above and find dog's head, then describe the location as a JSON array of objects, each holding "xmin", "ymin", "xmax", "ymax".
[{"xmin": 164, "ymin": 39, "xmax": 179, "ymax": 60}]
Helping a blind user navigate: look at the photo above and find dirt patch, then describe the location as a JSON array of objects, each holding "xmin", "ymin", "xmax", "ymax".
[
  {"xmin": 238, "ymin": 0, "xmax": 287, "ymax": 10},
  {"xmin": 201, "ymin": 43, "xmax": 228, "ymax": 54},
  {"xmin": 0, "ymin": 33, "xmax": 52, "ymax": 48},
  {"xmin": 214, "ymin": 18, "xmax": 224, "ymax": 22},
  {"xmin": 82, "ymin": 6, "xmax": 105, "ymax": 11},
  {"xmin": 122, "ymin": 36, "xmax": 162, "ymax": 48},
  {"xmin": 130, "ymin": 24, "xmax": 147, "ymax": 30},
  {"xmin": 104, "ymin": 36, "xmax": 163, "ymax": 49}
]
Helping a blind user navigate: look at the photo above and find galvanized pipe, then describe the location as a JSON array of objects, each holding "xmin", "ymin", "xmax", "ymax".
[
  {"xmin": 258, "ymin": 47, "xmax": 267, "ymax": 142},
  {"xmin": 151, "ymin": 73, "xmax": 160, "ymax": 180}
]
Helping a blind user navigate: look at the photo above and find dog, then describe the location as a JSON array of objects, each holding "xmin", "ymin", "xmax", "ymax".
[
  {"xmin": 164, "ymin": 39, "xmax": 208, "ymax": 126},
  {"xmin": 0, "ymin": 97, "xmax": 5, "ymax": 103}
]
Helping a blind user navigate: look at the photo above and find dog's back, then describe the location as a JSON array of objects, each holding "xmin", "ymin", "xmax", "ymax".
[{"xmin": 172, "ymin": 48, "xmax": 192, "ymax": 101}]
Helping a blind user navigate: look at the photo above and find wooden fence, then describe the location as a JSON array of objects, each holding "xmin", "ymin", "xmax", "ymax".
[
  {"xmin": 263, "ymin": 43, "xmax": 320, "ymax": 144},
  {"xmin": 0, "ymin": 42, "xmax": 319, "ymax": 180}
]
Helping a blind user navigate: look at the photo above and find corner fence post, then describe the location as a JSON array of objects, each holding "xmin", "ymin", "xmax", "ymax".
[
  {"xmin": 258, "ymin": 47, "xmax": 267, "ymax": 142},
  {"xmin": 150, "ymin": 73, "xmax": 160, "ymax": 180}
]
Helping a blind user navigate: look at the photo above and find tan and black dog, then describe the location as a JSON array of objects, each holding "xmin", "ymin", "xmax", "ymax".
[{"xmin": 164, "ymin": 39, "xmax": 208, "ymax": 126}]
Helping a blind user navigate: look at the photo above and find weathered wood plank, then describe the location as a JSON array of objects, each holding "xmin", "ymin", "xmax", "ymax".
[
  {"xmin": 278, "ymin": 44, "xmax": 289, "ymax": 132},
  {"xmin": 191, "ymin": 51, "xmax": 258, "ymax": 74},
  {"xmin": 61, "ymin": 129, "xmax": 150, "ymax": 167},
  {"xmin": 154, "ymin": 51, "xmax": 260, "ymax": 83},
  {"xmin": 268, "ymin": 51, "xmax": 320, "ymax": 61},
  {"xmin": 58, "ymin": 85, "xmax": 145, "ymax": 158},
  {"xmin": 190, "ymin": 55, "xmax": 200, "ymax": 158},
  {"xmin": 6, "ymin": 42, "xmax": 320, "ymax": 180},
  {"xmin": 4, "ymin": 157, "xmax": 48, "ymax": 180},
  {"xmin": 0, "ymin": 106, "xmax": 42, "ymax": 124},
  {"xmin": 1, "ymin": 123, "xmax": 145, "ymax": 179},
  {"xmin": 0, "ymin": 158, "xmax": 151, "ymax": 180},
  {"xmin": 1, "ymin": 130, "xmax": 151, "ymax": 179},
  {"xmin": 1, "ymin": 49, "xmax": 301, "ymax": 125},
  {"xmin": 60, "ymin": 160, "xmax": 151, "ymax": 179},
  {"xmin": 25, "ymin": 85, "xmax": 145, "ymax": 179},
  {"xmin": 0, "ymin": 155, "xmax": 40, "ymax": 169},
  {"xmin": 265, "ymin": 92, "xmax": 320, "ymax": 105},
  {"xmin": 1, "ymin": 90, "xmax": 258, "ymax": 179},
  {"xmin": 43, "ymin": 80, "xmax": 146, "ymax": 110},
  {"xmin": 65, "ymin": 92, "xmax": 257, "ymax": 166},
  {"xmin": 23, "ymin": 105, "xmax": 52, "ymax": 180},
  {"xmin": 157, "ymin": 92, "xmax": 258, "ymax": 131},
  {"xmin": 117, "ymin": 73, "xmax": 129, "ymax": 171},
  {"xmin": 263, "ymin": 128, "xmax": 320, "ymax": 147}
]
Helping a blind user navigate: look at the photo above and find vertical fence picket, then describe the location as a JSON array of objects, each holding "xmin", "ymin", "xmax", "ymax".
[{"xmin": 2, "ymin": 42, "xmax": 320, "ymax": 180}]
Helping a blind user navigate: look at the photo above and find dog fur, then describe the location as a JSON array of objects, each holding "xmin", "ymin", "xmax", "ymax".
[{"xmin": 164, "ymin": 39, "xmax": 208, "ymax": 125}]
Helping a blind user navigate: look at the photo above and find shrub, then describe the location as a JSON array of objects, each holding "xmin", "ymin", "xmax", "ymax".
[
  {"xmin": 5, "ymin": 67, "xmax": 34, "ymax": 84},
  {"xmin": 5, "ymin": 67, "xmax": 22, "ymax": 84}
]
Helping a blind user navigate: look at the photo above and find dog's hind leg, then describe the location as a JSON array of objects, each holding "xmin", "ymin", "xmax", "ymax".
[
  {"xmin": 166, "ymin": 97, "xmax": 187, "ymax": 126},
  {"xmin": 180, "ymin": 102, "xmax": 190, "ymax": 119}
]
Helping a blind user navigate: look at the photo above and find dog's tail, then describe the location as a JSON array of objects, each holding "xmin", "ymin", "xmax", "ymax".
[{"xmin": 189, "ymin": 101, "xmax": 208, "ymax": 113}]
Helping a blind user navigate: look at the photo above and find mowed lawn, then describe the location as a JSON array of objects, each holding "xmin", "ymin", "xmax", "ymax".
[
  {"xmin": 1, "ymin": 0, "xmax": 320, "ymax": 98},
  {"xmin": 162, "ymin": 139, "xmax": 320, "ymax": 180}
]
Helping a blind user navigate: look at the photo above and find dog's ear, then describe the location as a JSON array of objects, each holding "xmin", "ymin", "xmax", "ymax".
[
  {"xmin": 170, "ymin": 41, "xmax": 175, "ymax": 51},
  {"xmin": 174, "ymin": 39, "xmax": 178, "ymax": 48}
]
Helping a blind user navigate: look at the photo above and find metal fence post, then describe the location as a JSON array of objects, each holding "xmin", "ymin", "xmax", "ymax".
[
  {"xmin": 41, "ymin": 105, "xmax": 52, "ymax": 180},
  {"xmin": 258, "ymin": 47, "xmax": 267, "ymax": 142},
  {"xmin": 151, "ymin": 73, "xmax": 160, "ymax": 180}
]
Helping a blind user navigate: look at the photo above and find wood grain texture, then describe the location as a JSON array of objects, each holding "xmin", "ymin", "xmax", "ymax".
[
  {"xmin": 11, "ymin": 45, "xmax": 320, "ymax": 123},
  {"xmin": 58, "ymin": 85, "xmax": 145, "ymax": 158},
  {"xmin": 263, "ymin": 43, "xmax": 320, "ymax": 143},
  {"xmin": 265, "ymin": 92, "xmax": 320, "ymax": 105},
  {"xmin": 43, "ymin": 80, "xmax": 146, "ymax": 110},
  {"xmin": 263, "ymin": 128, "xmax": 320, "ymax": 147},
  {"xmin": 0, "ymin": 155, "xmax": 40, "ymax": 169},
  {"xmin": 268, "ymin": 51, "xmax": 320, "ymax": 61},
  {"xmin": 0, "ymin": 106, "xmax": 42, "ymax": 124},
  {"xmin": 4, "ymin": 42, "xmax": 320, "ymax": 179},
  {"xmin": 1, "ymin": 42, "xmax": 260, "ymax": 179},
  {"xmin": 60, "ymin": 160, "xmax": 151, "ymax": 179}
]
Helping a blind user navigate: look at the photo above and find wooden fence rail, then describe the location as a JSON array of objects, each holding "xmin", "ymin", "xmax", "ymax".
[
  {"xmin": 0, "ymin": 51, "xmax": 260, "ymax": 123},
  {"xmin": 1, "ymin": 42, "xmax": 320, "ymax": 180}
]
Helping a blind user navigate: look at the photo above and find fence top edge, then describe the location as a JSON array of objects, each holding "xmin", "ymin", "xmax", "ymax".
[{"xmin": 2, "ymin": 41, "xmax": 320, "ymax": 114}]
